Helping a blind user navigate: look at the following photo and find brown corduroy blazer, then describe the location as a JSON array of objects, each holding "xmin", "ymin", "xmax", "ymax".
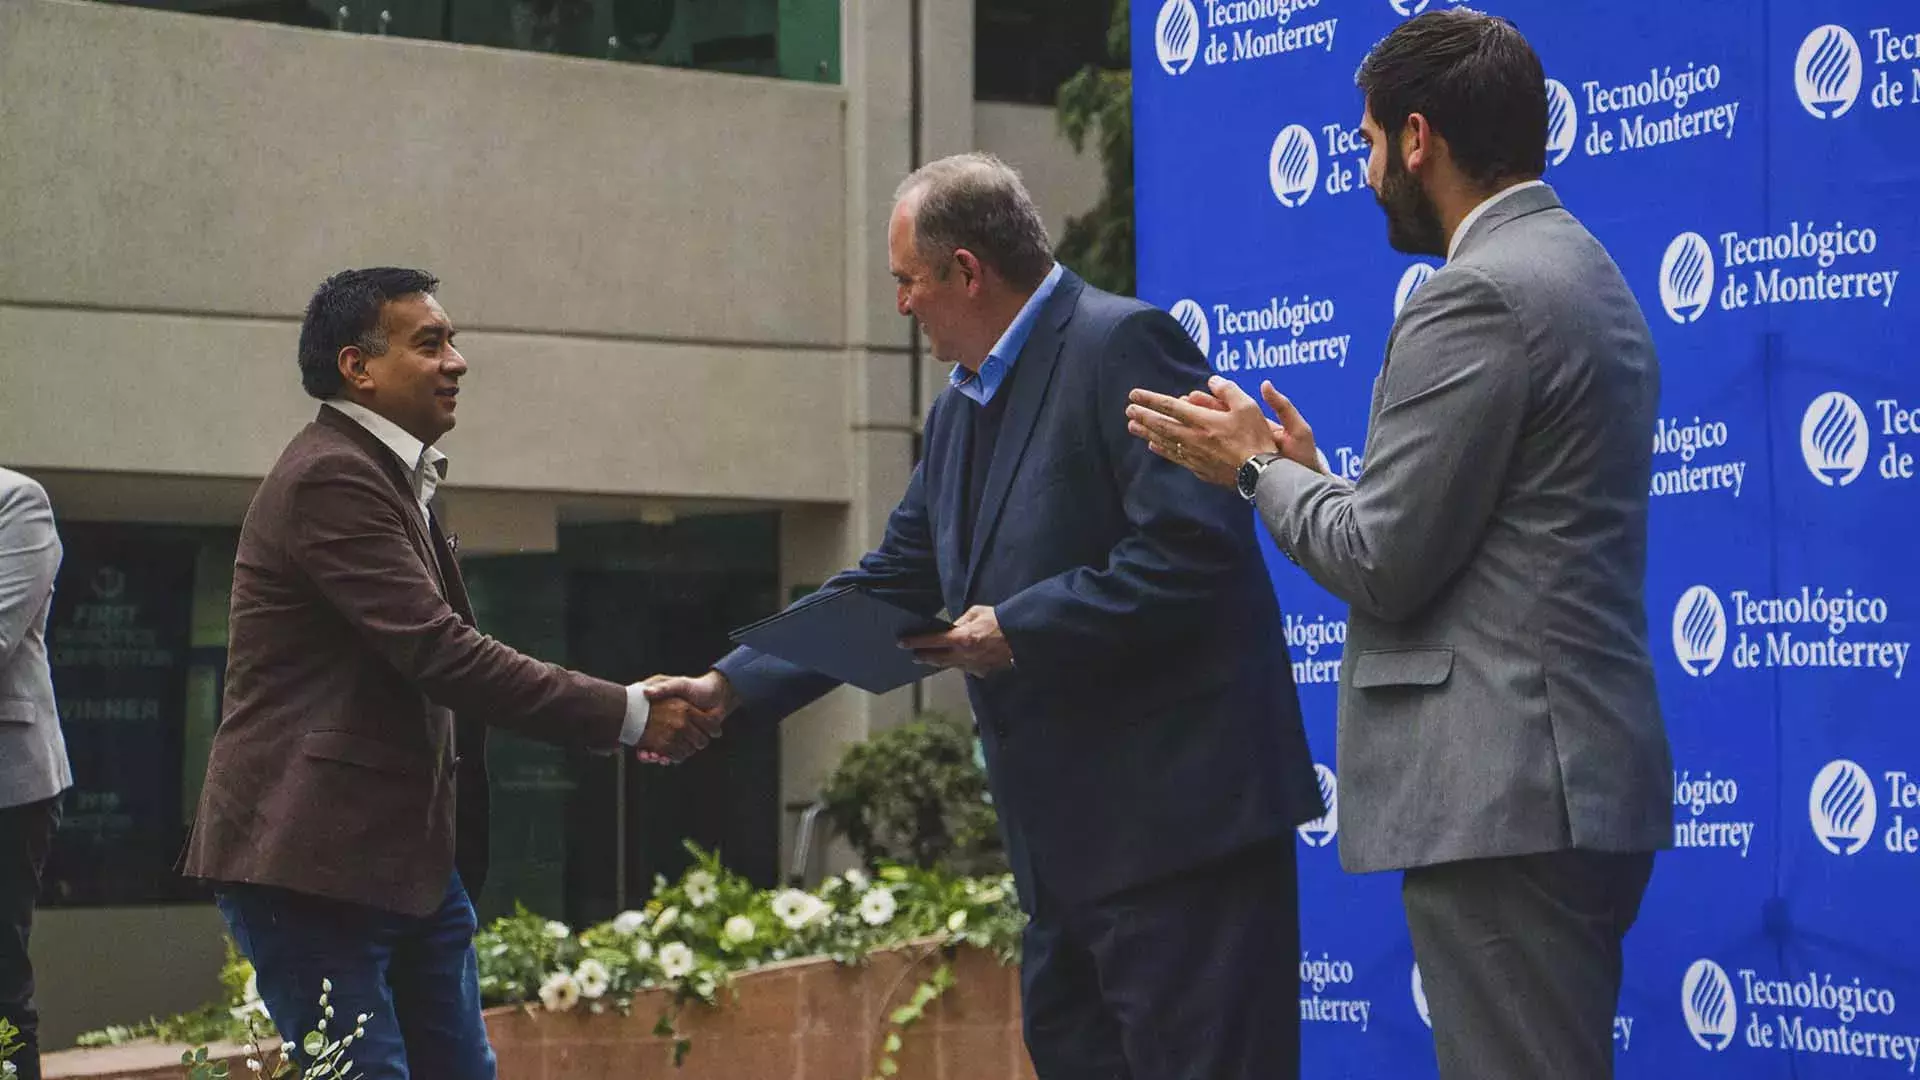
[{"xmin": 182, "ymin": 406, "xmax": 625, "ymax": 916}]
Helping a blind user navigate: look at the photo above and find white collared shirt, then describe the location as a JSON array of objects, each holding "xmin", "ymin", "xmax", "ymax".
[
  {"xmin": 323, "ymin": 399, "xmax": 447, "ymax": 522},
  {"xmin": 322, "ymin": 398, "xmax": 650, "ymax": 747},
  {"xmin": 1447, "ymin": 179, "xmax": 1548, "ymax": 262}
]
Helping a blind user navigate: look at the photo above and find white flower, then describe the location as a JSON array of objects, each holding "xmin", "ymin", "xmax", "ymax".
[
  {"xmin": 947, "ymin": 910, "xmax": 969, "ymax": 932},
  {"xmin": 545, "ymin": 920, "xmax": 572, "ymax": 940},
  {"xmin": 859, "ymin": 887, "xmax": 897, "ymax": 926},
  {"xmin": 685, "ymin": 870, "xmax": 719, "ymax": 909},
  {"xmin": 723, "ymin": 915, "xmax": 757, "ymax": 945},
  {"xmin": 654, "ymin": 906, "xmax": 681, "ymax": 934},
  {"xmin": 574, "ymin": 959, "xmax": 611, "ymax": 1000},
  {"xmin": 844, "ymin": 868, "xmax": 871, "ymax": 891},
  {"xmin": 612, "ymin": 910, "xmax": 648, "ymax": 936},
  {"xmin": 6, "ymin": 1062, "xmax": 20, "ymax": 1078},
  {"xmin": 771, "ymin": 889, "xmax": 826, "ymax": 931},
  {"xmin": 538, "ymin": 971, "xmax": 580, "ymax": 1012},
  {"xmin": 633, "ymin": 939, "xmax": 654, "ymax": 964},
  {"xmin": 658, "ymin": 941, "xmax": 695, "ymax": 979}
]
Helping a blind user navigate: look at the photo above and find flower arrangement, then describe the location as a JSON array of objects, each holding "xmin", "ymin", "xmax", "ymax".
[
  {"xmin": 79, "ymin": 847, "xmax": 1025, "ymax": 1078},
  {"xmin": 475, "ymin": 845, "xmax": 1025, "ymax": 1073}
]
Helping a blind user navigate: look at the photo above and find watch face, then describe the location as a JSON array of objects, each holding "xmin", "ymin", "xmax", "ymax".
[{"xmin": 1237, "ymin": 460, "xmax": 1261, "ymax": 499}]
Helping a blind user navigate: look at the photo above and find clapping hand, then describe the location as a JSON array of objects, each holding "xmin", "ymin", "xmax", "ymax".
[{"xmin": 1125, "ymin": 376, "xmax": 1325, "ymax": 485}]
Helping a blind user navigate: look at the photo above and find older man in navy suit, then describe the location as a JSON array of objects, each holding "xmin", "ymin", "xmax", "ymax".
[{"xmin": 647, "ymin": 153, "xmax": 1322, "ymax": 1080}]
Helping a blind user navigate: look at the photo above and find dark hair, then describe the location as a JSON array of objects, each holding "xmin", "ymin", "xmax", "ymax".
[
  {"xmin": 1356, "ymin": 8, "xmax": 1547, "ymax": 186},
  {"xmin": 296, "ymin": 267, "xmax": 439, "ymax": 399},
  {"xmin": 895, "ymin": 153, "xmax": 1055, "ymax": 290}
]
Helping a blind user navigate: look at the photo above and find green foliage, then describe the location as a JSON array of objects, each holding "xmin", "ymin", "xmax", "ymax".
[
  {"xmin": 74, "ymin": 1002, "xmax": 243, "ymax": 1050},
  {"xmin": 870, "ymin": 953, "xmax": 955, "ymax": 1080},
  {"xmin": 80, "ymin": 978, "xmax": 364, "ymax": 1079},
  {"xmin": 820, "ymin": 712, "xmax": 1005, "ymax": 876},
  {"xmin": 1055, "ymin": 0, "xmax": 1134, "ymax": 296}
]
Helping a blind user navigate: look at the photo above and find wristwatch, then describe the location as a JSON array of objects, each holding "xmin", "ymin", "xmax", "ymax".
[{"xmin": 1236, "ymin": 452, "xmax": 1285, "ymax": 502}]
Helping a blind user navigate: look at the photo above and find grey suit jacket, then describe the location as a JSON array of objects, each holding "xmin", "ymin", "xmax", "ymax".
[
  {"xmin": 0, "ymin": 467, "xmax": 71, "ymax": 810},
  {"xmin": 1254, "ymin": 184, "xmax": 1673, "ymax": 874}
]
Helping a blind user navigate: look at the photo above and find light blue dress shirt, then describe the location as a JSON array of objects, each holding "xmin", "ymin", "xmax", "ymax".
[{"xmin": 950, "ymin": 262, "xmax": 1065, "ymax": 407}]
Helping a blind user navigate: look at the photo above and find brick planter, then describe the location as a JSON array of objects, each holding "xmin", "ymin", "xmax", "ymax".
[{"xmin": 44, "ymin": 945, "xmax": 1037, "ymax": 1080}]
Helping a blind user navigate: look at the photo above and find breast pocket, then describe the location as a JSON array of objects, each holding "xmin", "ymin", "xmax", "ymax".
[
  {"xmin": 301, "ymin": 730, "xmax": 431, "ymax": 776},
  {"xmin": 1349, "ymin": 647, "xmax": 1455, "ymax": 690},
  {"xmin": 0, "ymin": 697, "xmax": 34, "ymax": 725}
]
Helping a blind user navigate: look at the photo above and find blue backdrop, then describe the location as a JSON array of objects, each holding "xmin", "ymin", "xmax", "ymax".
[{"xmin": 1132, "ymin": 1, "xmax": 1920, "ymax": 1075}]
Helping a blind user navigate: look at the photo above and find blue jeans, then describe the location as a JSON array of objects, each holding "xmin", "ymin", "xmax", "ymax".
[{"xmin": 214, "ymin": 874, "xmax": 497, "ymax": 1080}]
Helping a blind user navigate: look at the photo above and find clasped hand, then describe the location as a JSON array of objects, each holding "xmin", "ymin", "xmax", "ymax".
[
  {"xmin": 628, "ymin": 671, "xmax": 736, "ymax": 765},
  {"xmin": 899, "ymin": 605, "xmax": 1014, "ymax": 678}
]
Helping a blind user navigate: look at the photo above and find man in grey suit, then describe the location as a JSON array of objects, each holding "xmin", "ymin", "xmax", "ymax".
[
  {"xmin": 1126, "ymin": 10, "xmax": 1672, "ymax": 1080},
  {"xmin": 0, "ymin": 467, "xmax": 70, "ymax": 1080}
]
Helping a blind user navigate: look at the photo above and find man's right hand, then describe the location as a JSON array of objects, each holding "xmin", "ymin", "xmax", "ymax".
[{"xmin": 634, "ymin": 672, "xmax": 738, "ymax": 764}]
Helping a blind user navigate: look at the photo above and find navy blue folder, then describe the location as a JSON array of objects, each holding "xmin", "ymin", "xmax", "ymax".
[{"xmin": 727, "ymin": 586, "xmax": 953, "ymax": 694}]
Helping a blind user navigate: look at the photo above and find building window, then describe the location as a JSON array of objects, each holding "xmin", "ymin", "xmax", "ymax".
[
  {"xmin": 975, "ymin": 0, "xmax": 1113, "ymax": 106},
  {"xmin": 40, "ymin": 523, "xmax": 236, "ymax": 907},
  {"xmin": 462, "ymin": 513, "xmax": 783, "ymax": 926},
  {"xmin": 102, "ymin": 0, "xmax": 841, "ymax": 83}
]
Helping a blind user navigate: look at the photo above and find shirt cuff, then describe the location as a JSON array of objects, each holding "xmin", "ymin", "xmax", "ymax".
[{"xmin": 619, "ymin": 685, "xmax": 651, "ymax": 747}]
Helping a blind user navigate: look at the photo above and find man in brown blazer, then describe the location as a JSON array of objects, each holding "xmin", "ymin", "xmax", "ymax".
[{"xmin": 182, "ymin": 268, "xmax": 717, "ymax": 1079}]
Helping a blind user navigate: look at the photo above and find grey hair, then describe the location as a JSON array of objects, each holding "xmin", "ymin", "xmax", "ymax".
[{"xmin": 894, "ymin": 153, "xmax": 1054, "ymax": 290}]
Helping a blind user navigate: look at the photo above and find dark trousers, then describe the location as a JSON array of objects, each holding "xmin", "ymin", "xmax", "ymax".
[
  {"xmin": 0, "ymin": 794, "xmax": 61, "ymax": 1080},
  {"xmin": 1402, "ymin": 849, "xmax": 1656, "ymax": 1080},
  {"xmin": 1019, "ymin": 838, "xmax": 1300, "ymax": 1080},
  {"xmin": 214, "ymin": 874, "xmax": 496, "ymax": 1080}
]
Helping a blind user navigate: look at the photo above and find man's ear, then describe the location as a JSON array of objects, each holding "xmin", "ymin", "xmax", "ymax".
[
  {"xmin": 1402, "ymin": 112, "xmax": 1435, "ymax": 172},
  {"xmin": 954, "ymin": 249, "xmax": 985, "ymax": 293},
  {"xmin": 336, "ymin": 345, "xmax": 373, "ymax": 392}
]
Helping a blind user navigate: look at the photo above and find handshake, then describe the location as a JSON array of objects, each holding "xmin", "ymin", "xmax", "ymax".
[
  {"xmin": 619, "ymin": 604, "xmax": 1017, "ymax": 764},
  {"xmin": 628, "ymin": 671, "xmax": 739, "ymax": 765}
]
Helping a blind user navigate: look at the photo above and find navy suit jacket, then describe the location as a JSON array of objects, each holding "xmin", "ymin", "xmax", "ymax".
[{"xmin": 718, "ymin": 270, "xmax": 1322, "ymax": 909}]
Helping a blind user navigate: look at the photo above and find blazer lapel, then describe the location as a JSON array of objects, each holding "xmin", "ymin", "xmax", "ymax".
[
  {"xmin": 429, "ymin": 510, "xmax": 474, "ymax": 620},
  {"xmin": 962, "ymin": 274, "xmax": 1082, "ymax": 599},
  {"xmin": 931, "ymin": 408, "xmax": 972, "ymax": 613},
  {"xmin": 314, "ymin": 407, "xmax": 447, "ymax": 599}
]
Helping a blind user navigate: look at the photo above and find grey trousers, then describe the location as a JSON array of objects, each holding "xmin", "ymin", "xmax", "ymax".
[{"xmin": 1402, "ymin": 849, "xmax": 1655, "ymax": 1080}]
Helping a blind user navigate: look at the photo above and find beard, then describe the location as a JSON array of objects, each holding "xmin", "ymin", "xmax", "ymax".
[{"xmin": 1374, "ymin": 143, "xmax": 1447, "ymax": 257}]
